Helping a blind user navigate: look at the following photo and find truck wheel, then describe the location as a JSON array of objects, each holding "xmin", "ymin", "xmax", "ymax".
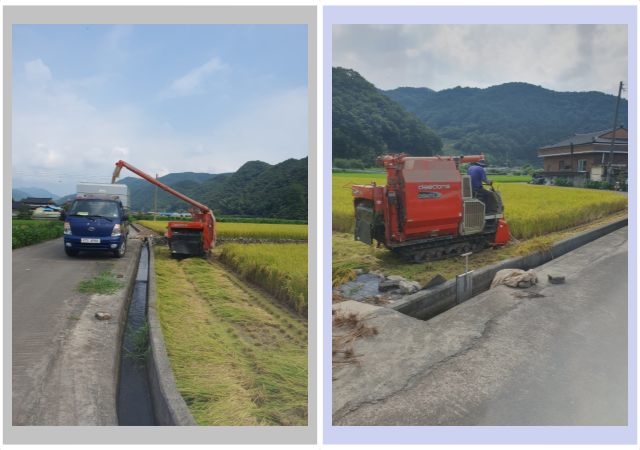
[
  {"xmin": 114, "ymin": 241, "xmax": 126, "ymax": 258},
  {"xmin": 65, "ymin": 248, "xmax": 79, "ymax": 257}
]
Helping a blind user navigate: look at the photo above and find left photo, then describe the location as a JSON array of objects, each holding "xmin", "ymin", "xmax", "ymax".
[{"xmin": 11, "ymin": 22, "xmax": 309, "ymax": 429}]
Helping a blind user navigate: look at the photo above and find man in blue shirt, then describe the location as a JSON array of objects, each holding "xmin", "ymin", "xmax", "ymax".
[{"xmin": 467, "ymin": 159, "xmax": 493, "ymax": 211}]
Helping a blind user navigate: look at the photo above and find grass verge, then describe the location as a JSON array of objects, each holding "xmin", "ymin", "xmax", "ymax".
[
  {"xmin": 154, "ymin": 247, "xmax": 308, "ymax": 426},
  {"xmin": 77, "ymin": 264, "xmax": 124, "ymax": 295}
]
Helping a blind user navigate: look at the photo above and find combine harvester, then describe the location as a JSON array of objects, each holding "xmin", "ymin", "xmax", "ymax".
[
  {"xmin": 350, "ymin": 153, "xmax": 510, "ymax": 263},
  {"xmin": 112, "ymin": 160, "xmax": 216, "ymax": 260}
]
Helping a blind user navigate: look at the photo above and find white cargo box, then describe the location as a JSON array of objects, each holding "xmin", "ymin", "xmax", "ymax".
[{"xmin": 76, "ymin": 183, "xmax": 130, "ymax": 210}]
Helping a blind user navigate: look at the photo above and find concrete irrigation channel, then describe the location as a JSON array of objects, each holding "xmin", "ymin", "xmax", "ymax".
[{"xmin": 333, "ymin": 221, "xmax": 628, "ymax": 426}]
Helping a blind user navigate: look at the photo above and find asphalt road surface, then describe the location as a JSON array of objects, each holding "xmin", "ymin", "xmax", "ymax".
[{"xmin": 12, "ymin": 237, "xmax": 124, "ymax": 425}]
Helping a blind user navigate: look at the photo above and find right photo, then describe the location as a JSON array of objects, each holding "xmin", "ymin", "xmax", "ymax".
[{"xmin": 329, "ymin": 19, "xmax": 630, "ymax": 431}]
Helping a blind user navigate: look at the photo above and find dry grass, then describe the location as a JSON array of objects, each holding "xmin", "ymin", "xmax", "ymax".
[
  {"xmin": 331, "ymin": 208, "xmax": 627, "ymax": 286},
  {"xmin": 154, "ymin": 247, "xmax": 307, "ymax": 426},
  {"xmin": 331, "ymin": 310, "xmax": 379, "ymax": 379}
]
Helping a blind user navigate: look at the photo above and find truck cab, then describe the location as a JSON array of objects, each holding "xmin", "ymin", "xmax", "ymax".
[{"xmin": 59, "ymin": 197, "xmax": 129, "ymax": 257}]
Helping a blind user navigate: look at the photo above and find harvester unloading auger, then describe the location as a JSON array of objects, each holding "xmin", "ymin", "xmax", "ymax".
[
  {"xmin": 350, "ymin": 153, "xmax": 510, "ymax": 263},
  {"xmin": 112, "ymin": 160, "xmax": 216, "ymax": 259}
]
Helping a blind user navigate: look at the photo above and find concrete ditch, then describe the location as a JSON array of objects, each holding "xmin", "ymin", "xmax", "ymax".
[
  {"xmin": 389, "ymin": 217, "xmax": 628, "ymax": 321},
  {"xmin": 333, "ymin": 226, "xmax": 628, "ymax": 425},
  {"xmin": 146, "ymin": 239, "xmax": 198, "ymax": 426}
]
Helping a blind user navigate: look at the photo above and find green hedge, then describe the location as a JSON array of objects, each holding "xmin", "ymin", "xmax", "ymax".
[{"xmin": 12, "ymin": 222, "xmax": 64, "ymax": 249}]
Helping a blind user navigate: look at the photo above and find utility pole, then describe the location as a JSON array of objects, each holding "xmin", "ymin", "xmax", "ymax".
[
  {"xmin": 606, "ymin": 81, "xmax": 624, "ymax": 184},
  {"xmin": 154, "ymin": 174, "xmax": 158, "ymax": 221}
]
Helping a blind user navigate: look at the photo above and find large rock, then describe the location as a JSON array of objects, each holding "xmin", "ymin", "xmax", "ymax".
[
  {"xmin": 399, "ymin": 281, "xmax": 420, "ymax": 295},
  {"xmin": 378, "ymin": 280, "xmax": 400, "ymax": 292},
  {"xmin": 387, "ymin": 275, "xmax": 407, "ymax": 281}
]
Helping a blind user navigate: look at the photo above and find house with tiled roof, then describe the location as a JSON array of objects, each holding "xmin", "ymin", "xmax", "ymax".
[
  {"xmin": 537, "ymin": 126, "xmax": 628, "ymax": 184},
  {"xmin": 21, "ymin": 197, "xmax": 56, "ymax": 207}
]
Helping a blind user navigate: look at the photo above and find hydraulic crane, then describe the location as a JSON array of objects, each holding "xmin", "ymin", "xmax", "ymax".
[{"xmin": 112, "ymin": 160, "xmax": 216, "ymax": 259}]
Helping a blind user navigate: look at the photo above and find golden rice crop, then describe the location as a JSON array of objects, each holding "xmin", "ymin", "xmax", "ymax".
[
  {"xmin": 219, "ymin": 243, "xmax": 308, "ymax": 316},
  {"xmin": 332, "ymin": 175, "xmax": 386, "ymax": 233},
  {"xmin": 497, "ymin": 184, "xmax": 627, "ymax": 239},
  {"xmin": 137, "ymin": 220, "xmax": 307, "ymax": 239},
  {"xmin": 332, "ymin": 175, "xmax": 627, "ymax": 239}
]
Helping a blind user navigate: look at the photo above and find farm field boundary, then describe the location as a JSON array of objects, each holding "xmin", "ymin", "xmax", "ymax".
[
  {"xmin": 390, "ymin": 217, "xmax": 628, "ymax": 321},
  {"xmin": 137, "ymin": 220, "xmax": 308, "ymax": 240}
]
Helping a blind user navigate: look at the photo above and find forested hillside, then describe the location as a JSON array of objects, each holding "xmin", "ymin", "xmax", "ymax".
[
  {"xmin": 332, "ymin": 67, "xmax": 443, "ymax": 166},
  {"xmin": 56, "ymin": 159, "xmax": 308, "ymax": 221},
  {"xmin": 55, "ymin": 172, "xmax": 219, "ymax": 205},
  {"xmin": 381, "ymin": 82, "xmax": 628, "ymax": 164}
]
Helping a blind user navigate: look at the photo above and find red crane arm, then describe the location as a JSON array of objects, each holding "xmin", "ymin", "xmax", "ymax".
[{"xmin": 112, "ymin": 160, "xmax": 211, "ymax": 213}]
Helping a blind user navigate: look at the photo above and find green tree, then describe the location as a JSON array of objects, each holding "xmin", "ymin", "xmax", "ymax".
[
  {"xmin": 332, "ymin": 67, "xmax": 442, "ymax": 166},
  {"xmin": 17, "ymin": 204, "xmax": 32, "ymax": 220}
]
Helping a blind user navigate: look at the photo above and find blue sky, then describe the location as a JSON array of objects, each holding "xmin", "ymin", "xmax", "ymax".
[{"xmin": 12, "ymin": 24, "xmax": 308, "ymax": 197}]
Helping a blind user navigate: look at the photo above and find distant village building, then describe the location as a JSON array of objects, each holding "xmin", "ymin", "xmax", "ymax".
[
  {"xmin": 12, "ymin": 198, "xmax": 60, "ymax": 219},
  {"xmin": 537, "ymin": 126, "xmax": 628, "ymax": 184},
  {"xmin": 20, "ymin": 197, "xmax": 56, "ymax": 207}
]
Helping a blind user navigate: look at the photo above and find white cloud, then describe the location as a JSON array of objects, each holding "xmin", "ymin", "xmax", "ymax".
[
  {"xmin": 103, "ymin": 25, "xmax": 133, "ymax": 62},
  {"xmin": 13, "ymin": 62, "xmax": 306, "ymax": 196},
  {"xmin": 333, "ymin": 24, "xmax": 628, "ymax": 95},
  {"xmin": 24, "ymin": 59, "xmax": 52, "ymax": 82},
  {"xmin": 158, "ymin": 57, "xmax": 228, "ymax": 99}
]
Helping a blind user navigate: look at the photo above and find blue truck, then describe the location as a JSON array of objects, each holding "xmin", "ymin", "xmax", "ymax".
[{"xmin": 59, "ymin": 183, "xmax": 130, "ymax": 257}]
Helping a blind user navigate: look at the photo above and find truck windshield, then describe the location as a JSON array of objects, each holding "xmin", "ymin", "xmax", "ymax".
[{"xmin": 68, "ymin": 200, "xmax": 119, "ymax": 219}]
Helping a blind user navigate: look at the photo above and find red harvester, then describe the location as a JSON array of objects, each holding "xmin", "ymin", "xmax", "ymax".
[
  {"xmin": 112, "ymin": 160, "xmax": 216, "ymax": 259},
  {"xmin": 350, "ymin": 154, "xmax": 510, "ymax": 263}
]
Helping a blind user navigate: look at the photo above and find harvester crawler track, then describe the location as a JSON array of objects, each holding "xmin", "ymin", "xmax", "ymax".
[{"xmin": 393, "ymin": 233, "xmax": 494, "ymax": 263}]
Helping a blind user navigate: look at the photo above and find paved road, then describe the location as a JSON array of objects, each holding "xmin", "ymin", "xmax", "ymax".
[
  {"xmin": 12, "ymin": 237, "xmax": 126, "ymax": 425},
  {"xmin": 335, "ymin": 227, "xmax": 628, "ymax": 426}
]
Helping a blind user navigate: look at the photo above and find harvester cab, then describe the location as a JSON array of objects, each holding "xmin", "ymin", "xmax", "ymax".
[
  {"xmin": 351, "ymin": 153, "xmax": 510, "ymax": 263},
  {"xmin": 112, "ymin": 160, "xmax": 216, "ymax": 260}
]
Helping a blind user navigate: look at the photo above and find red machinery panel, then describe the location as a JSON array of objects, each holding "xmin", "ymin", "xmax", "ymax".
[{"xmin": 400, "ymin": 158, "xmax": 462, "ymax": 239}]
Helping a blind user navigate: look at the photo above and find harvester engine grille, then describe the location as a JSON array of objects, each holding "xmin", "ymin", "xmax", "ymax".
[{"xmin": 461, "ymin": 199, "xmax": 485, "ymax": 235}]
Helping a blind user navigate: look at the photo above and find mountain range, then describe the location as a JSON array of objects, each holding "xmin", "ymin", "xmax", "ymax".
[
  {"xmin": 380, "ymin": 82, "xmax": 628, "ymax": 165},
  {"xmin": 12, "ymin": 187, "xmax": 61, "ymax": 201},
  {"xmin": 56, "ymin": 158, "xmax": 308, "ymax": 220}
]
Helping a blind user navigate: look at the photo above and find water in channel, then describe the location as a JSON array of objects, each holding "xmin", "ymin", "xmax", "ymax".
[{"xmin": 117, "ymin": 244, "xmax": 156, "ymax": 426}]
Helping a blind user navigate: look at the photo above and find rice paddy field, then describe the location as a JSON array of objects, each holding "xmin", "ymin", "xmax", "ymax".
[
  {"xmin": 220, "ymin": 243, "xmax": 308, "ymax": 316},
  {"xmin": 332, "ymin": 174, "xmax": 627, "ymax": 238},
  {"xmin": 332, "ymin": 173, "xmax": 627, "ymax": 287},
  {"xmin": 154, "ymin": 247, "xmax": 307, "ymax": 426},
  {"xmin": 136, "ymin": 220, "xmax": 308, "ymax": 240}
]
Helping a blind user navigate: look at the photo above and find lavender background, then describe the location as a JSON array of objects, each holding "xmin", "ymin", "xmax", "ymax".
[{"xmin": 323, "ymin": 5, "xmax": 637, "ymax": 445}]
